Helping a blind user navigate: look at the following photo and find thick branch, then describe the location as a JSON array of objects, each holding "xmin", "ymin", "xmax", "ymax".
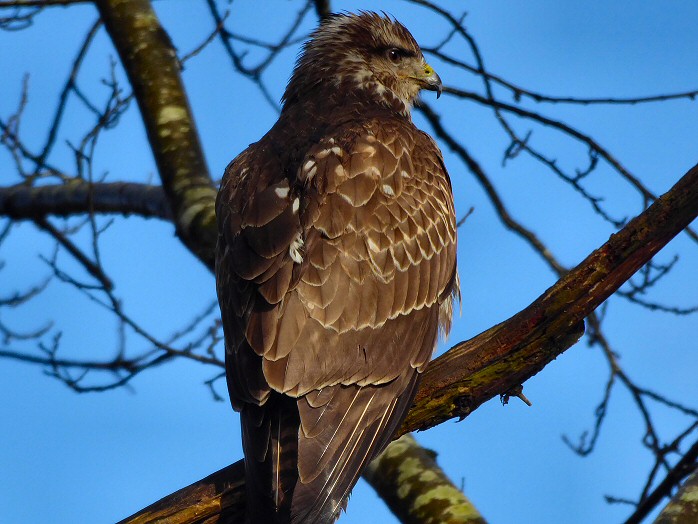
[
  {"xmin": 118, "ymin": 436, "xmax": 487, "ymax": 524},
  {"xmin": 116, "ymin": 461, "xmax": 246, "ymax": 524},
  {"xmin": 118, "ymin": 163, "xmax": 698, "ymax": 522},
  {"xmin": 95, "ymin": 0, "xmax": 217, "ymax": 269},
  {"xmin": 364, "ymin": 435, "xmax": 487, "ymax": 524},
  {"xmin": 401, "ymin": 162, "xmax": 698, "ymax": 432},
  {"xmin": 0, "ymin": 182, "xmax": 170, "ymax": 220}
]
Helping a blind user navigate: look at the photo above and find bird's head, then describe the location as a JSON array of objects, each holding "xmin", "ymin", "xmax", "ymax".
[{"xmin": 283, "ymin": 12, "xmax": 442, "ymax": 115}]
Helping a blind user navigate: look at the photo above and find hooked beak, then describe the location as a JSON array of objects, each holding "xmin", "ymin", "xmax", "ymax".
[{"xmin": 420, "ymin": 63, "xmax": 442, "ymax": 98}]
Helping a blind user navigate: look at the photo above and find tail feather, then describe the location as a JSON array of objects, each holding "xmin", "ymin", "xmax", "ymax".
[
  {"xmin": 241, "ymin": 372, "xmax": 420, "ymax": 524},
  {"xmin": 291, "ymin": 372, "xmax": 421, "ymax": 523},
  {"xmin": 242, "ymin": 397, "xmax": 299, "ymax": 523}
]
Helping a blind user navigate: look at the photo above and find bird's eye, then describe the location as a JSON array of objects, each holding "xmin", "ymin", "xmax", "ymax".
[{"xmin": 387, "ymin": 48, "xmax": 402, "ymax": 63}]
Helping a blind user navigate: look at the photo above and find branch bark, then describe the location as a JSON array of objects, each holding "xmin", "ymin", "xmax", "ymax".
[
  {"xmin": 117, "ymin": 436, "xmax": 487, "ymax": 524},
  {"xmin": 401, "ymin": 162, "xmax": 697, "ymax": 433},
  {"xmin": 95, "ymin": 0, "xmax": 217, "ymax": 268},
  {"xmin": 364, "ymin": 434, "xmax": 487, "ymax": 524},
  {"xmin": 0, "ymin": 182, "xmax": 170, "ymax": 220},
  {"xmin": 653, "ymin": 470, "xmax": 698, "ymax": 524},
  {"xmin": 117, "ymin": 163, "xmax": 698, "ymax": 522}
]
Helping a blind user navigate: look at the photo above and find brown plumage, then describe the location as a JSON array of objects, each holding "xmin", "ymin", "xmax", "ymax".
[{"xmin": 215, "ymin": 12, "xmax": 458, "ymax": 524}]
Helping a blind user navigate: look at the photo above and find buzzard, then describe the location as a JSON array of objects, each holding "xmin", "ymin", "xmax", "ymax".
[{"xmin": 215, "ymin": 12, "xmax": 458, "ymax": 523}]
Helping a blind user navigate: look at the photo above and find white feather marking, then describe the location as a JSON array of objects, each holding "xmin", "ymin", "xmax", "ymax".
[
  {"xmin": 274, "ymin": 186, "xmax": 289, "ymax": 198},
  {"xmin": 292, "ymin": 197, "xmax": 300, "ymax": 214},
  {"xmin": 317, "ymin": 146, "xmax": 343, "ymax": 160},
  {"xmin": 307, "ymin": 165, "xmax": 318, "ymax": 180},
  {"xmin": 302, "ymin": 159, "xmax": 318, "ymax": 181},
  {"xmin": 289, "ymin": 232, "xmax": 304, "ymax": 263},
  {"xmin": 382, "ymin": 184, "xmax": 395, "ymax": 197}
]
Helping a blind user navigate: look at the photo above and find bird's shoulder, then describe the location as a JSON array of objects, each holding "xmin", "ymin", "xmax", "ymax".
[{"xmin": 216, "ymin": 109, "xmax": 438, "ymax": 225}]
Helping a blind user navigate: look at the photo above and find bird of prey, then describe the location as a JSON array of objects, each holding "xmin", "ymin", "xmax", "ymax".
[{"xmin": 215, "ymin": 11, "xmax": 458, "ymax": 524}]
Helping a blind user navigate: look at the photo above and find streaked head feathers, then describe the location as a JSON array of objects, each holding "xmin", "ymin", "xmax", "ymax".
[{"xmin": 283, "ymin": 12, "xmax": 442, "ymax": 113}]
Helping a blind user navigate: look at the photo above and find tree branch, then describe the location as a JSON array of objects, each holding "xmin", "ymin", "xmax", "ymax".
[
  {"xmin": 625, "ymin": 438, "xmax": 698, "ymax": 524},
  {"xmin": 364, "ymin": 434, "xmax": 487, "ymax": 524},
  {"xmin": 313, "ymin": 0, "xmax": 331, "ymax": 20},
  {"xmin": 0, "ymin": 181, "xmax": 170, "ymax": 220},
  {"xmin": 653, "ymin": 469, "xmax": 698, "ymax": 524},
  {"xmin": 116, "ymin": 162, "xmax": 698, "ymax": 522},
  {"xmin": 402, "ymin": 162, "xmax": 698, "ymax": 432},
  {"xmin": 95, "ymin": 0, "xmax": 217, "ymax": 269}
]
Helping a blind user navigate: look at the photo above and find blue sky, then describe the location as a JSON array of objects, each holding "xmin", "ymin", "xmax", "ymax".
[{"xmin": 1, "ymin": 2, "xmax": 697, "ymax": 523}]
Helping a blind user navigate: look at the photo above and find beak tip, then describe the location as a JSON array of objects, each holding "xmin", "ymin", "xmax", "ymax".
[{"xmin": 423, "ymin": 68, "xmax": 443, "ymax": 99}]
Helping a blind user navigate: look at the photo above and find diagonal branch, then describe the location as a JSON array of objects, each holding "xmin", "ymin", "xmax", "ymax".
[
  {"xmin": 424, "ymin": 47, "xmax": 698, "ymax": 107},
  {"xmin": 653, "ymin": 468, "xmax": 698, "ymax": 524},
  {"xmin": 402, "ymin": 163, "xmax": 697, "ymax": 432},
  {"xmin": 629, "ymin": 438, "xmax": 698, "ymax": 524},
  {"xmin": 417, "ymin": 103, "xmax": 566, "ymax": 275},
  {"xmin": 95, "ymin": 0, "xmax": 217, "ymax": 269},
  {"xmin": 116, "ymin": 163, "xmax": 698, "ymax": 523}
]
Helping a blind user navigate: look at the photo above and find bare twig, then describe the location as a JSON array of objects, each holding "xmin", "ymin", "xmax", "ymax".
[
  {"xmin": 37, "ymin": 19, "xmax": 102, "ymax": 168},
  {"xmin": 424, "ymin": 47, "xmax": 698, "ymax": 106},
  {"xmin": 179, "ymin": 10, "xmax": 228, "ymax": 65},
  {"xmin": 205, "ymin": 0, "xmax": 314, "ymax": 112},
  {"xmin": 417, "ymin": 102, "xmax": 567, "ymax": 275},
  {"xmin": 313, "ymin": 0, "xmax": 331, "ymax": 21},
  {"xmin": 624, "ymin": 438, "xmax": 698, "ymax": 524},
  {"xmin": 34, "ymin": 216, "xmax": 114, "ymax": 290}
]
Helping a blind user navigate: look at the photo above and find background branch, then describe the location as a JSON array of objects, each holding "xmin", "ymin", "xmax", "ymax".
[
  {"xmin": 0, "ymin": 181, "xmax": 170, "ymax": 220},
  {"xmin": 95, "ymin": 0, "xmax": 217, "ymax": 269},
  {"xmin": 364, "ymin": 434, "xmax": 487, "ymax": 524},
  {"xmin": 624, "ymin": 439, "xmax": 698, "ymax": 524},
  {"xmin": 653, "ymin": 469, "xmax": 698, "ymax": 524}
]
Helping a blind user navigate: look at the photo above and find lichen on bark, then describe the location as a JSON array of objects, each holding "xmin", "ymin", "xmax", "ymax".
[
  {"xmin": 654, "ymin": 471, "xmax": 698, "ymax": 524},
  {"xmin": 364, "ymin": 434, "xmax": 487, "ymax": 524}
]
